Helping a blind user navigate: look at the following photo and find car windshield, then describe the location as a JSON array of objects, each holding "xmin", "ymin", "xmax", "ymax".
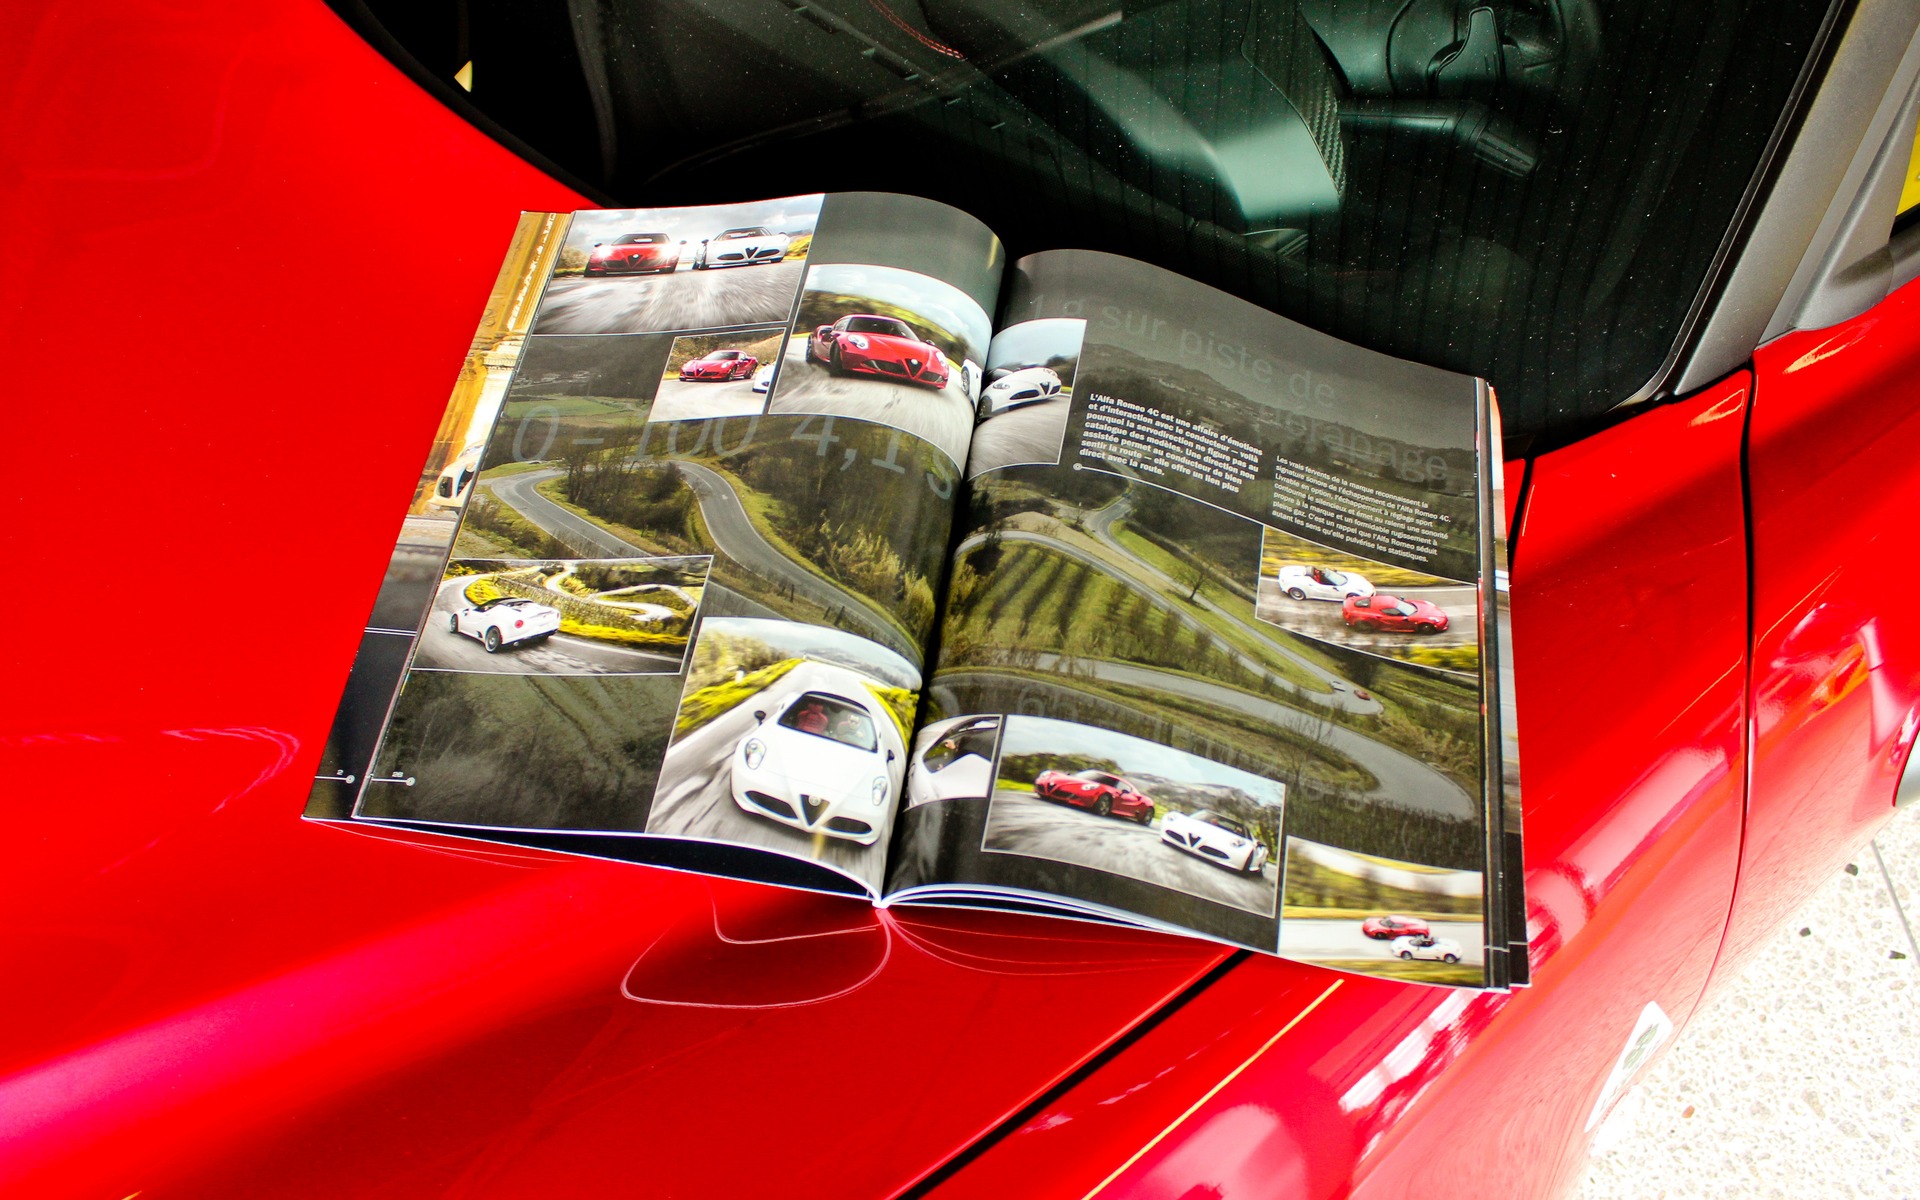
[
  {"xmin": 1387, "ymin": 601, "xmax": 1417, "ymax": 616},
  {"xmin": 1073, "ymin": 770, "xmax": 1121, "ymax": 785},
  {"xmin": 1195, "ymin": 812, "xmax": 1250, "ymax": 837},
  {"xmin": 353, "ymin": 0, "xmax": 1836, "ymax": 443},
  {"xmin": 778, "ymin": 692, "xmax": 878, "ymax": 751},
  {"xmin": 717, "ymin": 227, "xmax": 768, "ymax": 240},
  {"xmin": 1322, "ymin": 569, "xmax": 1347, "ymax": 586},
  {"xmin": 614, "ymin": 233, "xmax": 665, "ymax": 244},
  {"xmin": 475, "ymin": 596, "xmax": 531, "ymax": 610},
  {"xmin": 845, "ymin": 316, "xmax": 915, "ymax": 338},
  {"xmin": 707, "ymin": 351, "xmax": 740, "ymax": 359}
]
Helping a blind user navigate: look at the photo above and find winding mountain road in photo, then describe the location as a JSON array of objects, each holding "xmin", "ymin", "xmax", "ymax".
[
  {"xmin": 672, "ymin": 461, "xmax": 920, "ymax": 662},
  {"xmin": 936, "ymin": 665, "xmax": 1475, "ymax": 819},
  {"xmin": 954, "ymin": 525, "xmax": 1382, "ymax": 716}
]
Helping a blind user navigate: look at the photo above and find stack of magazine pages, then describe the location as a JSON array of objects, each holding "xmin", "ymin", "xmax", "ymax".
[{"xmin": 307, "ymin": 192, "xmax": 1527, "ymax": 990}]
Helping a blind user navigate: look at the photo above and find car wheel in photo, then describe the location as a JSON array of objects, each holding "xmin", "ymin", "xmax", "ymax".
[
  {"xmin": 1094, "ymin": 796, "xmax": 1111, "ymax": 817},
  {"xmin": 828, "ymin": 345, "xmax": 847, "ymax": 376},
  {"xmin": 1399, "ymin": 950, "xmax": 1413, "ymax": 960},
  {"xmin": 1135, "ymin": 810, "xmax": 1152, "ymax": 825},
  {"xmin": 483, "ymin": 627, "xmax": 502, "ymax": 653},
  {"xmin": 1417, "ymin": 623, "xmax": 1441, "ymax": 634},
  {"xmin": 1355, "ymin": 619, "xmax": 1381, "ymax": 632},
  {"xmin": 1444, "ymin": 954, "xmax": 1460, "ymax": 963},
  {"xmin": 1286, "ymin": 587, "xmax": 1306, "ymax": 600},
  {"xmin": 448, "ymin": 613, "xmax": 459, "ymax": 632}
]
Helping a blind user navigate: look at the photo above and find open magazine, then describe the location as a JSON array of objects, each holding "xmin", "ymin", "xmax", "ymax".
[{"xmin": 306, "ymin": 192, "xmax": 1527, "ymax": 990}]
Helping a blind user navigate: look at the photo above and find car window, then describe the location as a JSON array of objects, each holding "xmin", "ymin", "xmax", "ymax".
[
  {"xmin": 844, "ymin": 316, "xmax": 915, "ymax": 337},
  {"xmin": 778, "ymin": 693, "xmax": 879, "ymax": 751},
  {"xmin": 351, "ymin": 0, "xmax": 1837, "ymax": 442}
]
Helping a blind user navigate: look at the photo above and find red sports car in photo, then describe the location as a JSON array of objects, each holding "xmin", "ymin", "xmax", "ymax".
[
  {"xmin": 1342, "ymin": 593, "xmax": 1450, "ymax": 634},
  {"xmin": 806, "ymin": 314, "xmax": 950, "ymax": 389},
  {"xmin": 1362, "ymin": 914, "xmax": 1433, "ymax": 940},
  {"xmin": 584, "ymin": 231, "xmax": 680, "ymax": 275},
  {"xmin": 679, "ymin": 349, "xmax": 758, "ymax": 381},
  {"xmin": 1032, "ymin": 768, "xmax": 1155, "ymax": 823}
]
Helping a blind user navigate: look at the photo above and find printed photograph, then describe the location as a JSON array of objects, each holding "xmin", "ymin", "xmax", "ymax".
[
  {"xmin": 456, "ymin": 410, "xmax": 953, "ymax": 665},
  {"xmin": 455, "ymin": 335, "xmax": 669, "ymax": 560},
  {"xmin": 1278, "ymin": 834, "xmax": 1484, "ymax": 985},
  {"xmin": 359, "ymin": 669, "xmax": 685, "ymax": 832},
  {"xmin": 532, "ymin": 195, "xmax": 822, "ymax": 334},
  {"xmin": 1254, "ymin": 527, "xmax": 1480, "ymax": 674},
  {"xmin": 647, "ymin": 618, "xmax": 921, "ymax": 892},
  {"xmin": 967, "ymin": 318, "xmax": 1084, "ymax": 478},
  {"xmin": 768, "ymin": 263, "xmax": 991, "ymax": 466},
  {"xmin": 648, "ymin": 328, "xmax": 785, "ymax": 423},
  {"xmin": 905, "ymin": 714, "xmax": 1003, "ymax": 809},
  {"xmin": 981, "ymin": 715, "xmax": 1285, "ymax": 916},
  {"xmin": 412, "ymin": 556, "xmax": 711, "ymax": 675}
]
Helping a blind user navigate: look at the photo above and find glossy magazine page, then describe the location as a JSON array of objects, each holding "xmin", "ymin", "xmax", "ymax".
[
  {"xmin": 887, "ymin": 251, "xmax": 1510, "ymax": 987},
  {"xmin": 305, "ymin": 193, "xmax": 1004, "ymax": 899}
]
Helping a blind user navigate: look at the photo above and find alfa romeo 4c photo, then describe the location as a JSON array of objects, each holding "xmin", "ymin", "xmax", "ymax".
[{"xmin": 9, "ymin": 0, "xmax": 1920, "ymax": 1197}]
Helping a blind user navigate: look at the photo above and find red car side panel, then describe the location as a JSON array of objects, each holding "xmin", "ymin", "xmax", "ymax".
[
  {"xmin": 1726, "ymin": 282, "xmax": 1920, "ymax": 973},
  {"xmin": 934, "ymin": 379, "xmax": 1754, "ymax": 1199},
  {"xmin": 0, "ymin": 2, "xmax": 1235, "ymax": 1196}
]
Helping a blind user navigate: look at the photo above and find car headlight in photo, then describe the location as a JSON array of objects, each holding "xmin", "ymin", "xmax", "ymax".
[{"xmin": 743, "ymin": 738, "xmax": 766, "ymax": 771}]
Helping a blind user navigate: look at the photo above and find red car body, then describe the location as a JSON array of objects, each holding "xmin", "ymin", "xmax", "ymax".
[
  {"xmin": 1342, "ymin": 593, "xmax": 1449, "ymax": 634},
  {"xmin": 807, "ymin": 314, "xmax": 950, "ymax": 389},
  {"xmin": 1033, "ymin": 769, "xmax": 1155, "ymax": 822},
  {"xmin": 679, "ymin": 350, "xmax": 758, "ymax": 381},
  {"xmin": 584, "ymin": 232, "xmax": 680, "ymax": 275},
  {"xmin": 5, "ymin": 2, "xmax": 1918, "ymax": 1199},
  {"xmin": 1361, "ymin": 915, "xmax": 1432, "ymax": 940}
]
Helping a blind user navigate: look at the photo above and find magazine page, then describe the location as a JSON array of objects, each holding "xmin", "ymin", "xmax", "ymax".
[
  {"xmin": 304, "ymin": 193, "xmax": 1004, "ymax": 898},
  {"xmin": 887, "ymin": 251, "xmax": 1501, "ymax": 983}
]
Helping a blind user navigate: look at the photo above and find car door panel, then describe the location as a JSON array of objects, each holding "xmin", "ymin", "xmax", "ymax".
[{"xmin": 1724, "ymin": 276, "xmax": 1920, "ymax": 975}]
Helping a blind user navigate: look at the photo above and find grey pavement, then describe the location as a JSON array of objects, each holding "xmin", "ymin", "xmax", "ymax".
[{"xmin": 1576, "ymin": 805, "xmax": 1918, "ymax": 1199}]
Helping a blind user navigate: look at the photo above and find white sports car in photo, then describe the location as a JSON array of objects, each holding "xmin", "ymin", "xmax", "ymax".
[
  {"xmin": 1273, "ymin": 564, "xmax": 1375, "ymax": 602},
  {"xmin": 751, "ymin": 362, "xmax": 775, "ymax": 393},
  {"xmin": 448, "ymin": 595, "xmax": 561, "ymax": 652},
  {"xmin": 1390, "ymin": 934, "xmax": 1464, "ymax": 964},
  {"xmin": 731, "ymin": 689, "xmax": 897, "ymax": 845},
  {"xmin": 1159, "ymin": 809, "xmax": 1269, "ymax": 875},
  {"xmin": 907, "ymin": 715, "xmax": 1000, "ymax": 807},
  {"xmin": 691, "ymin": 226, "xmax": 791, "ymax": 269},
  {"xmin": 977, "ymin": 366, "xmax": 1062, "ymax": 419}
]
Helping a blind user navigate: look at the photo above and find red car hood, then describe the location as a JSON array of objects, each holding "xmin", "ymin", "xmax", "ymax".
[
  {"xmin": 855, "ymin": 331, "xmax": 940, "ymax": 361},
  {"xmin": 0, "ymin": 4, "xmax": 1226, "ymax": 1194}
]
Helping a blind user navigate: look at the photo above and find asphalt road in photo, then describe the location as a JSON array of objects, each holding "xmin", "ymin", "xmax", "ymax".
[
  {"xmin": 475, "ymin": 469, "xmax": 785, "ymax": 623},
  {"xmin": 479, "ymin": 464, "xmax": 919, "ymax": 663},
  {"xmin": 648, "ymin": 376, "xmax": 766, "ymax": 423},
  {"xmin": 768, "ymin": 339, "xmax": 975, "ymax": 467},
  {"xmin": 533, "ymin": 262, "xmax": 805, "ymax": 334},
  {"xmin": 647, "ymin": 659, "xmax": 903, "ymax": 890},
  {"xmin": 937, "ymin": 666, "xmax": 1475, "ymax": 819},
  {"xmin": 953, "ymin": 524, "xmax": 1383, "ymax": 717},
  {"xmin": 1254, "ymin": 580, "xmax": 1480, "ymax": 654},
  {"xmin": 413, "ymin": 577, "xmax": 687, "ymax": 675},
  {"xmin": 968, "ymin": 393, "xmax": 1071, "ymax": 476},
  {"xmin": 1279, "ymin": 915, "xmax": 1485, "ymax": 968},
  {"xmin": 982, "ymin": 788, "xmax": 1278, "ymax": 915},
  {"xmin": 671, "ymin": 461, "xmax": 921, "ymax": 662}
]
